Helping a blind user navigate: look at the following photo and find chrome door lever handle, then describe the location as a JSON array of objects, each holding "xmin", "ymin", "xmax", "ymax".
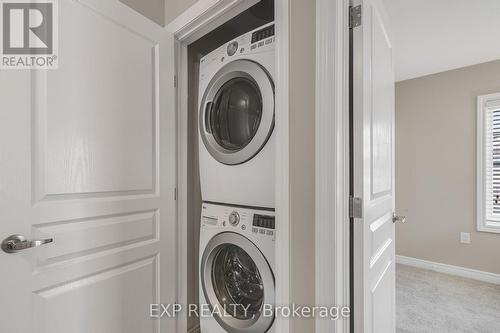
[
  {"xmin": 1, "ymin": 234, "xmax": 53, "ymax": 253},
  {"xmin": 392, "ymin": 213, "xmax": 407, "ymax": 224}
]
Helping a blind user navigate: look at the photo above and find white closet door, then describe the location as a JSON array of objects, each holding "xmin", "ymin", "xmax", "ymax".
[
  {"xmin": 0, "ymin": 1, "xmax": 177, "ymax": 332},
  {"xmin": 353, "ymin": 0, "xmax": 396, "ymax": 332}
]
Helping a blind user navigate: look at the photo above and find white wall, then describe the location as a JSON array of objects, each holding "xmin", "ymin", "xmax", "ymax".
[
  {"xmin": 383, "ymin": 0, "xmax": 500, "ymax": 81},
  {"xmin": 396, "ymin": 60, "xmax": 500, "ymax": 275}
]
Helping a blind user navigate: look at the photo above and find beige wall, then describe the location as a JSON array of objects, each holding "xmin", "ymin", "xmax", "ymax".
[
  {"xmin": 119, "ymin": 0, "xmax": 197, "ymax": 26},
  {"xmin": 165, "ymin": 0, "xmax": 198, "ymax": 24},
  {"xmin": 120, "ymin": 0, "xmax": 165, "ymax": 25},
  {"xmin": 396, "ymin": 59, "xmax": 500, "ymax": 275},
  {"xmin": 289, "ymin": 0, "xmax": 315, "ymax": 332}
]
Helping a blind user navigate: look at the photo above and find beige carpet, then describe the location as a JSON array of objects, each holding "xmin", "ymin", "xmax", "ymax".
[{"xmin": 396, "ymin": 264, "xmax": 500, "ymax": 333}]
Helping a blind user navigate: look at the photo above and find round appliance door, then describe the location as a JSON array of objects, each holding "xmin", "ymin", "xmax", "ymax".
[
  {"xmin": 201, "ymin": 232, "xmax": 275, "ymax": 333},
  {"xmin": 200, "ymin": 60, "xmax": 275, "ymax": 165}
]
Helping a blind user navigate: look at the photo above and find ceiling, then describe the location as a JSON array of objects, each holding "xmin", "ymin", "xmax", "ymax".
[{"xmin": 383, "ymin": 0, "xmax": 500, "ymax": 81}]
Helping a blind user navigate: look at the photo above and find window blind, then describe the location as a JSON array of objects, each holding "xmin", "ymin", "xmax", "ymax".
[{"xmin": 485, "ymin": 108, "xmax": 500, "ymax": 220}]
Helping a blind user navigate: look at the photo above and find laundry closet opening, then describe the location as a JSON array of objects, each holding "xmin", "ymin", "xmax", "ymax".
[{"xmin": 184, "ymin": 1, "xmax": 275, "ymax": 331}]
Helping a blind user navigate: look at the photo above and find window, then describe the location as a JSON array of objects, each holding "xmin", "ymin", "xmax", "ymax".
[{"xmin": 477, "ymin": 93, "xmax": 500, "ymax": 233}]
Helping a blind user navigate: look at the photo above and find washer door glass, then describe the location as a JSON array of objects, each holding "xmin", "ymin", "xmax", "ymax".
[
  {"xmin": 201, "ymin": 232, "xmax": 275, "ymax": 333},
  {"xmin": 211, "ymin": 244, "xmax": 264, "ymax": 319},
  {"xmin": 210, "ymin": 78, "xmax": 263, "ymax": 152}
]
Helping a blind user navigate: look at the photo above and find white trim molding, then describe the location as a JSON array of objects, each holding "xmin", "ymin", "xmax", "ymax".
[
  {"xmin": 167, "ymin": 0, "xmax": 259, "ymax": 42},
  {"xmin": 315, "ymin": 0, "xmax": 350, "ymax": 333},
  {"xmin": 274, "ymin": 0, "xmax": 290, "ymax": 333},
  {"xmin": 396, "ymin": 255, "xmax": 500, "ymax": 285},
  {"xmin": 477, "ymin": 92, "xmax": 500, "ymax": 234}
]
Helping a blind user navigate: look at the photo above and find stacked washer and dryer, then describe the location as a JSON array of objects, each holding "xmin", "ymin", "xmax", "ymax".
[{"xmin": 198, "ymin": 22, "xmax": 276, "ymax": 333}]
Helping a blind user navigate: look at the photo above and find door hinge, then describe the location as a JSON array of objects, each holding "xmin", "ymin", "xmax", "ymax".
[
  {"xmin": 174, "ymin": 187, "xmax": 178, "ymax": 201},
  {"xmin": 349, "ymin": 196, "xmax": 363, "ymax": 219},
  {"xmin": 349, "ymin": 5, "xmax": 362, "ymax": 29},
  {"xmin": 173, "ymin": 75, "xmax": 178, "ymax": 88}
]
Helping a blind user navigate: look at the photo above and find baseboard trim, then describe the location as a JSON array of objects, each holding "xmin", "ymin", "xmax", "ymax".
[
  {"xmin": 396, "ymin": 255, "xmax": 500, "ymax": 285},
  {"xmin": 187, "ymin": 324, "xmax": 200, "ymax": 333}
]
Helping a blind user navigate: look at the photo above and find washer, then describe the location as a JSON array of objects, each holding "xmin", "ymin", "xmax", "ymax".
[
  {"xmin": 199, "ymin": 202, "xmax": 275, "ymax": 333},
  {"xmin": 198, "ymin": 23, "xmax": 275, "ymax": 208}
]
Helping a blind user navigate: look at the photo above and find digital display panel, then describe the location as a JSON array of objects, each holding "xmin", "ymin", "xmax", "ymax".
[
  {"xmin": 253, "ymin": 214, "xmax": 275, "ymax": 229},
  {"xmin": 251, "ymin": 25, "xmax": 275, "ymax": 44}
]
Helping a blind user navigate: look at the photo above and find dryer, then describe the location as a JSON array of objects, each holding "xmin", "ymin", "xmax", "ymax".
[
  {"xmin": 198, "ymin": 23, "xmax": 275, "ymax": 208},
  {"xmin": 199, "ymin": 202, "xmax": 275, "ymax": 333}
]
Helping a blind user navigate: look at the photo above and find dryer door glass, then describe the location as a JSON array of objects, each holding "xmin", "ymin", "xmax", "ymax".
[
  {"xmin": 210, "ymin": 78, "xmax": 263, "ymax": 151},
  {"xmin": 199, "ymin": 60, "xmax": 274, "ymax": 165},
  {"xmin": 211, "ymin": 244, "xmax": 264, "ymax": 320}
]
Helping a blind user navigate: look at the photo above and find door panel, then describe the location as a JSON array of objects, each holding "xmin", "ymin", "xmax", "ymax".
[
  {"xmin": 33, "ymin": 256, "xmax": 157, "ymax": 333},
  {"xmin": 353, "ymin": 0, "xmax": 395, "ymax": 332},
  {"xmin": 33, "ymin": 210, "xmax": 157, "ymax": 264},
  {"xmin": 41, "ymin": 0, "xmax": 157, "ymax": 197},
  {"xmin": 0, "ymin": 1, "xmax": 176, "ymax": 332},
  {"xmin": 370, "ymin": 8, "xmax": 394, "ymax": 197}
]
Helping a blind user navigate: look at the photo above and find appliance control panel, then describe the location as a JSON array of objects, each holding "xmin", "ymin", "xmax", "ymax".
[
  {"xmin": 251, "ymin": 24, "xmax": 275, "ymax": 44},
  {"xmin": 201, "ymin": 203, "xmax": 275, "ymax": 239},
  {"xmin": 200, "ymin": 22, "xmax": 275, "ymax": 69},
  {"xmin": 253, "ymin": 214, "xmax": 275, "ymax": 229}
]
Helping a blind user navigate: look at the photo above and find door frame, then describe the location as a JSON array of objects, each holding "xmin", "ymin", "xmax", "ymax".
[
  {"xmin": 165, "ymin": 1, "xmax": 291, "ymax": 332},
  {"xmin": 314, "ymin": 0, "xmax": 350, "ymax": 333}
]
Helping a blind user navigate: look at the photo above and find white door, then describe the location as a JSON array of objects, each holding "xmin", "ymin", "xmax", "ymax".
[
  {"xmin": 0, "ymin": 1, "xmax": 176, "ymax": 332},
  {"xmin": 352, "ymin": 0, "xmax": 396, "ymax": 332}
]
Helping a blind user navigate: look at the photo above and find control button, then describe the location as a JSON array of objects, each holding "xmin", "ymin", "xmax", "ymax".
[
  {"xmin": 251, "ymin": 44, "xmax": 257, "ymax": 50},
  {"xmin": 266, "ymin": 230, "xmax": 274, "ymax": 236},
  {"xmin": 241, "ymin": 225, "xmax": 246, "ymax": 230},
  {"xmin": 252, "ymin": 228, "xmax": 258, "ymax": 233},
  {"xmin": 220, "ymin": 57, "xmax": 225, "ymax": 62},
  {"xmin": 228, "ymin": 211, "xmax": 240, "ymax": 226},
  {"xmin": 258, "ymin": 41, "xmax": 264, "ymax": 47},
  {"xmin": 259, "ymin": 229, "xmax": 266, "ymax": 234},
  {"xmin": 227, "ymin": 41, "xmax": 238, "ymax": 56},
  {"xmin": 265, "ymin": 38, "xmax": 272, "ymax": 45},
  {"xmin": 240, "ymin": 48, "xmax": 245, "ymax": 53}
]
